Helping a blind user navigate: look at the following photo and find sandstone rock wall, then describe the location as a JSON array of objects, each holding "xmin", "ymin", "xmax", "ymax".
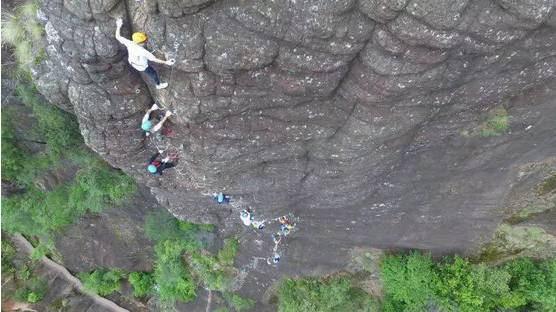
[{"xmin": 34, "ymin": 0, "xmax": 556, "ymax": 291}]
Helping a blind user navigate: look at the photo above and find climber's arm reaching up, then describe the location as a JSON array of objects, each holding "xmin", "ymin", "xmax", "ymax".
[{"xmin": 115, "ymin": 18, "xmax": 133, "ymax": 46}]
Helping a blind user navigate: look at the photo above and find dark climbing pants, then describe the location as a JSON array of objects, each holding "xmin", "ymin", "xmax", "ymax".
[{"xmin": 143, "ymin": 65, "xmax": 160, "ymax": 85}]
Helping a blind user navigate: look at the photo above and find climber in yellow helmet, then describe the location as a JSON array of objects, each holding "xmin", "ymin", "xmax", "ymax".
[{"xmin": 115, "ymin": 18, "xmax": 175, "ymax": 89}]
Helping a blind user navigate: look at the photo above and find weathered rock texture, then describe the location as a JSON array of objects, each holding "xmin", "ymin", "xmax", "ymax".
[{"xmin": 33, "ymin": 0, "xmax": 556, "ymax": 306}]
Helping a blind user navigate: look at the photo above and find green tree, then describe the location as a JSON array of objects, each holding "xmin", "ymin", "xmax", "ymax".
[
  {"xmin": 78, "ymin": 269, "xmax": 126, "ymax": 296},
  {"xmin": 503, "ymin": 258, "xmax": 556, "ymax": 311},
  {"xmin": 380, "ymin": 252, "xmax": 435, "ymax": 311},
  {"xmin": 154, "ymin": 240, "xmax": 197, "ymax": 304},
  {"xmin": 278, "ymin": 275, "xmax": 376, "ymax": 312}
]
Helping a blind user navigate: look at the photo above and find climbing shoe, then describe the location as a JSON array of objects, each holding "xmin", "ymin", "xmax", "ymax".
[{"xmin": 156, "ymin": 82, "xmax": 169, "ymax": 89}]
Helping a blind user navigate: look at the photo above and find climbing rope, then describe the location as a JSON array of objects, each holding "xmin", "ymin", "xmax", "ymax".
[{"xmin": 165, "ymin": 40, "xmax": 180, "ymax": 91}]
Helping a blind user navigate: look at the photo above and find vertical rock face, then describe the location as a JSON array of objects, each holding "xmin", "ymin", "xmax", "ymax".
[{"xmin": 35, "ymin": 0, "xmax": 555, "ymax": 293}]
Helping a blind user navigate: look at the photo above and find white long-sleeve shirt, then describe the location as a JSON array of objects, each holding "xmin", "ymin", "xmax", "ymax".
[{"xmin": 116, "ymin": 36, "xmax": 157, "ymax": 71}]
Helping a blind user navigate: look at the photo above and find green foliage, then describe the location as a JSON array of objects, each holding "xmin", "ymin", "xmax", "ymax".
[
  {"xmin": 2, "ymin": 167, "xmax": 134, "ymax": 240},
  {"xmin": 15, "ymin": 84, "xmax": 82, "ymax": 156},
  {"xmin": 69, "ymin": 164, "xmax": 137, "ymax": 213},
  {"xmin": 30, "ymin": 241, "xmax": 54, "ymax": 261},
  {"xmin": 503, "ymin": 258, "xmax": 556, "ymax": 311},
  {"xmin": 2, "ymin": 15, "xmax": 27, "ymax": 44},
  {"xmin": 1, "ymin": 109, "xmax": 28, "ymax": 181},
  {"xmin": 128, "ymin": 272, "xmax": 155, "ymax": 298},
  {"xmin": 222, "ymin": 292, "xmax": 255, "ymax": 311},
  {"xmin": 380, "ymin": 252, "xmax": 435, "ymax": 311},
  {"xmin": 2, "ymin": 1, "xmax": 44, "ymax": 70},
  {"xmin": 538, "ymin": 174, "xmax": 556, "ymax": 196},
  {"xmin": 1, "ymin": 85, "xmax": 136, "ymax": 247},
  {"xmin": 278, "ymin": 275, "xmax": 376, "ymax": 312},
  {"xmin": 379, "ymin": 252, "xmax": 556, "ymax": 312},
  {"xmin": 17, "ymin": 263, "xmax": 33, "ymax": 281},
  {"xmin": 189, "ymin": 251, "xmax": 235, "ymax": 292},
  {"xmin": 14, "ymin": 276, "xmax": 47, "ymax": 303},
  {"xmin": 2, "ymin": 238, "xmax": 17, "ymax": 274},
  {"xmin": 144, "ymin": 210, "xmax": 207, "ymax": 252},
  {"xmin": 187, "ymin": 237, "xmax": 239, "ymax": 292},
  {"xmin": 78, "ymin": 269, "xmax": 126, "ymax": 296},
  {"xmin": 478, "ymin": 107, "xmax": 509, "ymax": 137},
  {"xmin": 145, "ymin": 212, "xmax": 221, "ymax": 305},
  {"xmin": 217, "ymin": 237, "xmax": 239, "ymax": 266},
  {"xmin": 153, "ymin": 240, "xmax": 197, "ymax": 304},
  {"xmin": 433, "ymin": 256, "xmax": 521, "ymax": 312}
]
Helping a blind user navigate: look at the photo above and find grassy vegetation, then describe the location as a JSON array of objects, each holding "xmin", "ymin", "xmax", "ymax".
[
  {"xmin": 1, "ymin": 84, "xmax": 136, "ymax": 254},
  {"xmin": 537, "ymin": 174, "xmax": 556, "ymax": 196},
  {"xmin": 222, "ymin": 292, "xmax": 255, "ymax": 311},
  {"xmin": 478, "ymin": 106, "xmax": 509, "ymax": 137},
  {"xmin": 128, "ymin": 272, "xmax": 155, "ymax": 298},
  {"xmin": 1, "ymin": 238, "xmax": 17, "ymax": 274},
  {"xmin": 145, "ymin": 210, "xmax": 213, "ymax": 248},
  {"xmin": 1, "ymin": 109, "xmax": 27, "ymax": 181},
  {"xmin": 78, "ymin": 269, "xmax": 126, "ymax": 296},
  {"xmin": 278, "ymin": 275, "xmax": 377, "ymax": 312},
  {"xmin": 478, "ymin": 224, "xmax": 556, "ymax": 262},
  {"xmin": 14, "ymin": 276, "xmax": 48, "ymax": 303},
  {"xmin": 1, "ymin": 1, "xmax": 44, "ymax": 71}
]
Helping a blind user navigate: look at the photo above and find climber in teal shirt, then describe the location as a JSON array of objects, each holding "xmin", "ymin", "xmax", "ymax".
[{"xmin": 141, "ymin": 103, "xmax": 172, "ymax": 136}]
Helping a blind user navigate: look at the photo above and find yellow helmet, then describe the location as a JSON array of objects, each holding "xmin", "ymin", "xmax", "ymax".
[{"xmin": 132, "ymin": 32, "xmax": 147, "ymax": 44}]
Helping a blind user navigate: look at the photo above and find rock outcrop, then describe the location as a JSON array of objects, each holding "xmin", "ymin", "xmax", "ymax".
[{"xmin": 33, "ymin": 0, "xmax": 556, "ymax": 303}]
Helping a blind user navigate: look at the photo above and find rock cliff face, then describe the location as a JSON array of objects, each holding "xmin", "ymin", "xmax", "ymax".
[{"xmin": 34, "ymin": 0, "xmax": 555, "ymax": 299}]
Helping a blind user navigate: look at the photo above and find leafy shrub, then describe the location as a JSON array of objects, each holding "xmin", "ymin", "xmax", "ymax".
[
  {"xmin": 1, "ymin": 239, "xmax": 17, "ymax": 274},
  {"xmin": 78, "ymin": 269, "xmax": 126, "ymax": 296},
  {"xmin": 380, "ymin": 252, "xmax": 435, "ymax": 311},
  {"xmin": 278, "ymin": 275, "xmax": 376, "ymax": 312},
  {"xmin": 217, "ymin": 238, "xmax": 239, "ymax": 266},
  {"xmin": 222, "ymin": 292, "xmax": 255, "ymax": 311},
  {"xmin": 30, "ymin": 241, "xmax": 55, "ymax": 261},
  {"xmin": 14, "ymin": 276, "xmax": 47, "ymax": 303},
  {"xmin": 478, "ymin": 107, "xmax": 509, "ymax": 137},
  {"xmin": 154, "ymin": 240, "xmax": 197, "ymax": 304},
  {"xmin": 128, "ymin": 272, "xmax": 155, "ymax": 297},
  {"xmin": 17, "ymin": 264, "xmax": 33, "ymax": 281}
]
